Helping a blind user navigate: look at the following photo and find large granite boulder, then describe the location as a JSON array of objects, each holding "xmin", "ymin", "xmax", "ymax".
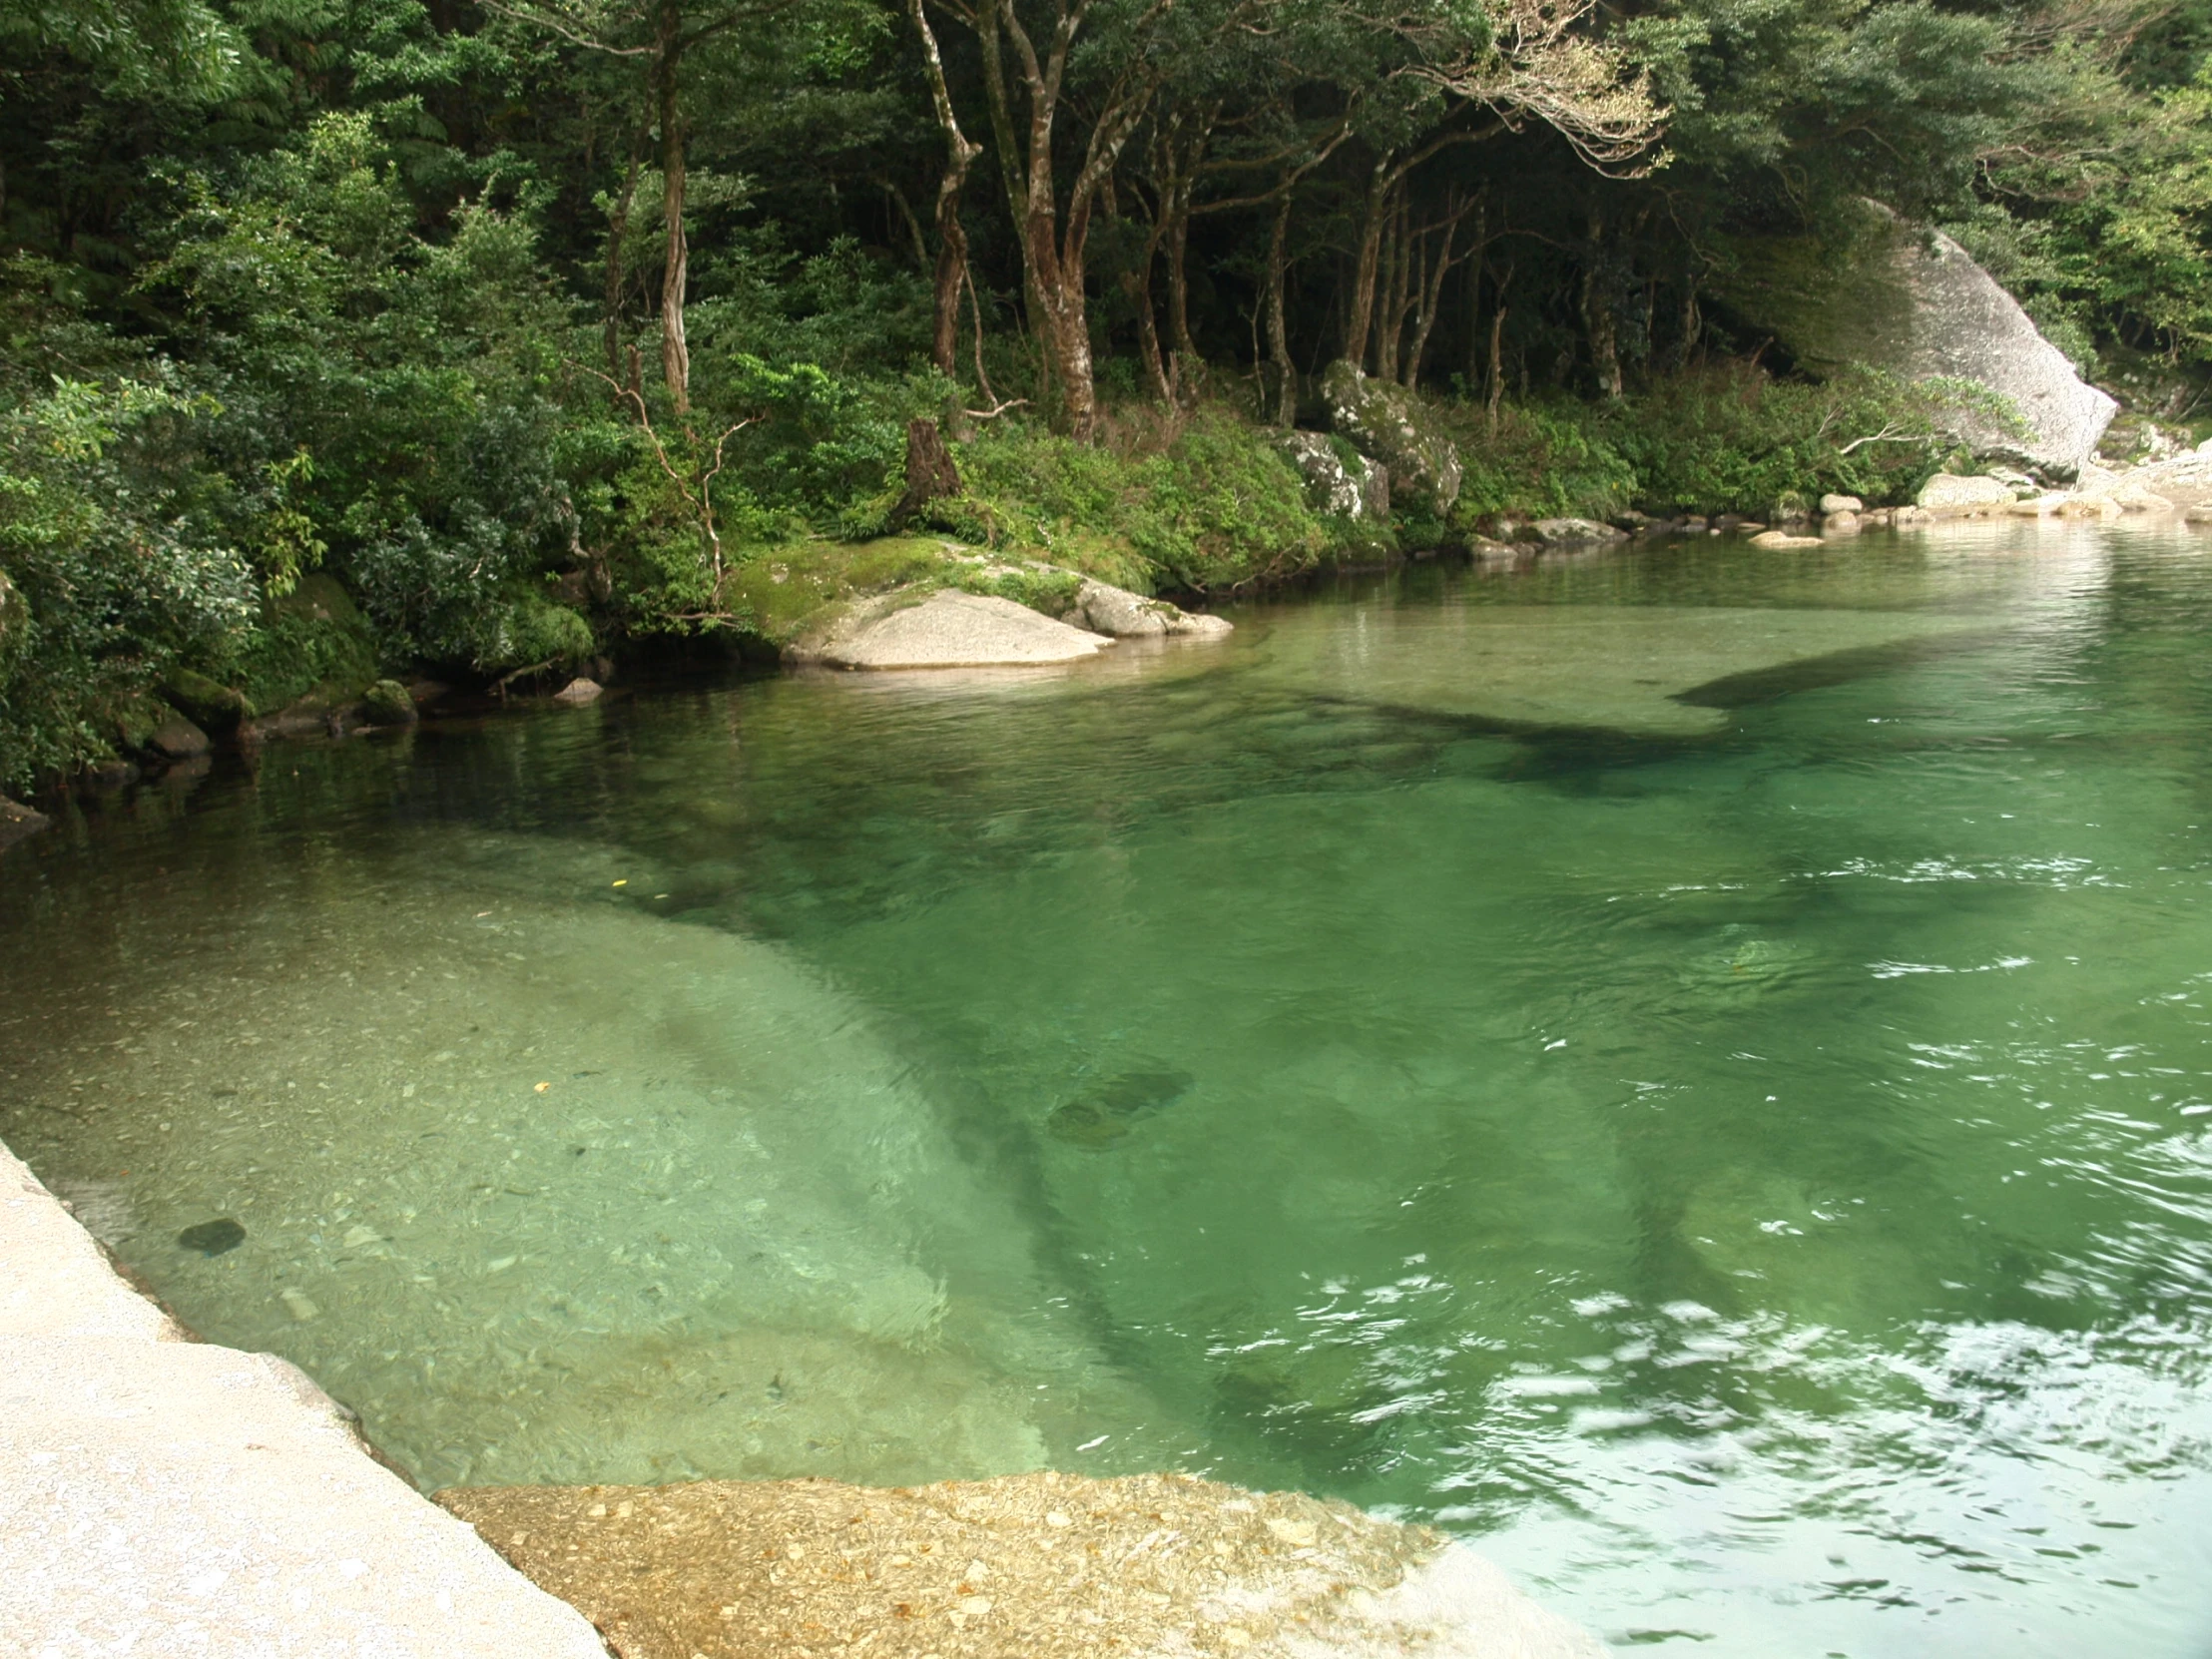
[
  {"xmin": 1917, "ymin": 473, "xmax": 2018, "ymax": 515},
  {"xmin": 1319, "ymin": 361, "xmax": 1462, "ymax": 516},
  {"xmin": 1279, "ymin": 430, "xmax": 1390, "ymax": 520},
  {"xmin": 1065, "ymin": 577, "xmax": 1235, "ymax": 640},
  {"xmin": 1711, "ymin": 202, "xmax": 2116, "ymax": 477},
  {"xmin": 802, "ymin": 589, "xmax": 1116, "ymax": 670}
]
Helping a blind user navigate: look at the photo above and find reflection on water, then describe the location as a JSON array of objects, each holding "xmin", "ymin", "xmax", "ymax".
[{"xmin": 4, "ymin": 526, "xmax": 2212, "ymax": 1656}]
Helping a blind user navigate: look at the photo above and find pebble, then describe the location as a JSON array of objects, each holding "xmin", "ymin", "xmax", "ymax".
[{"xmin": 279, "ymin": 1288, "xmax": 320, "ymax": 1322}]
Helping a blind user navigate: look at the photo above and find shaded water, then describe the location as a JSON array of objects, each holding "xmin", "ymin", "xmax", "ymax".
[{"xmin": 6, "ymin": 526, "xmax": 2212, "ymax": 1655}]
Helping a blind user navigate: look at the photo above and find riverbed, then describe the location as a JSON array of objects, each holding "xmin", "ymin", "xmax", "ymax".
[{"xmin": 4, "ymin": 524, "xmax": 2209, "ymax": 1656}]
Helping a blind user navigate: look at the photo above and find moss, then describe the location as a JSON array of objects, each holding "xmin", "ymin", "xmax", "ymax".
[{"xmin": 222, "ymin": 570, "xmax": 381, "ymax": 714}]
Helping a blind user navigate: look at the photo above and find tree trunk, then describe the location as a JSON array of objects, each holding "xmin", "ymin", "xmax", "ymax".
[
  {"xmin": 1404, "ymin": 190, "xmax": 1477, "ymax": 389},
  {"xmin": 889, "ymin": 417, "xmax": 963, "ymax": 528},
  {"xmin": 602, "ymin": 128, "xmax": 647, "ymax": 385},
  {"xmin": 1485, "ymin": 259, "xmax": 1513, "ymax": 435},
  {"xmin": 910, "ymin": 0, "xmax": 982, "ymax": 378},
  {"xmin": 1581, "ymin": 213, "xmax": 1621, "ymax": 400},
  {"xmin": 1165, "ymin": 179, "xmax": 1195, "ymax": 394},
  {"xmin": 1376, "ymin": 190, "xmax": 1406, "ymax": 382},
  {"xmin": 1265, "ymin": 191, "xmax": 1294, "ymax": 426},
  {"xmin": 655, "ymin": 3, "xmax": 690, "ymax": 415},
  {"xmin": 1343, "ymin": 153, "xmax": 1394, "ymax": 371}
]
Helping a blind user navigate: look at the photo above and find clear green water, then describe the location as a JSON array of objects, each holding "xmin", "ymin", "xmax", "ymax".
[{"xmin": 5, "ymin": 526, "xmax": 2212, "ymax": 1655}]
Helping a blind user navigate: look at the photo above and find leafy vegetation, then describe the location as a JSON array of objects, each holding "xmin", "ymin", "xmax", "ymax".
[{"xmin": 0, "ymin": 0, "xmax": 2206, "ymax": 789}]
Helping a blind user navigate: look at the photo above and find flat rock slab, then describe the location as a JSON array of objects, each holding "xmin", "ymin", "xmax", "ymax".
[
  {"xmin": 1250, "ymin": 604, "xmax": 2002, "ymax": 737},
  {"xmin": 815, "ymin": 590, "xmax": 1115, "ymax": 669},
  {"xmin": 438, "ymin": 1471, "xmax": 1604, "ymax": 1659},
  {"xmin": 0, "ymin": 1139, "xmax": 609, "ymax": 1659}
]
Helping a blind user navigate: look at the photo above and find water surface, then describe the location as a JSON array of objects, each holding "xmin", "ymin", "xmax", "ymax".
[{"xmin": 5, "ymin": 526, "xmax": 2212, "ymax": 1655}]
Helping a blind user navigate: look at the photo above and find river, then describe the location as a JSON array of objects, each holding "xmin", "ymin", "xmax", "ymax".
[{"xmin": 4, "ymin": 523, "xmax": 2210, "ymax": 1656}]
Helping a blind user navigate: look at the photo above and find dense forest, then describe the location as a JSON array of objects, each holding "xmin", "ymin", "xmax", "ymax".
[{"xmin": 2, "ymin": 0, "xmax": 2209, "ymax": 787}]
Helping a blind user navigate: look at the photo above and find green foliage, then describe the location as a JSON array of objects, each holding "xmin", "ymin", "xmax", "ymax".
[
  {"xmin": 931, "ymin": 407, "xmax": 1335, "ymax": 592},
  {"xmin": 0, "ymin": 373, "xmax": 253, "ymax": 788}
]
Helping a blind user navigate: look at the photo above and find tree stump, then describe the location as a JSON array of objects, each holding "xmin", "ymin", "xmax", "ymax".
[{"xmin": 888, "ymin": 417, "xmax": 962, "ymax": 529}]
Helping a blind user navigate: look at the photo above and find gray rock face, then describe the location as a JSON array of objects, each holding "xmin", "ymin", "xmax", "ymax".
[
  {"xmin": 1279, "ymin": 430, "xmax": 1390, "ymax": 520},
  {"xmin": 812, "ymin": 590, "xmax": 1115, "ymax": 670},
  {"xmin": 1530, "ymin": 518, "xmax": 1627, "ymax": 547},
  {"xmin": 1713, "ymin": 203, "xmax": 2116, "ymax": 477},
  {"xmin": 1319, "ymin": 361, "xmax": 1462, "ymax": 516}
]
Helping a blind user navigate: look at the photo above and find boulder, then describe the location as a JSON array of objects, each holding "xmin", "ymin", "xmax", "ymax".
[
  {"xmin": 1751, "ymin": 530, "xmax": 1826, "ymax": 549},
  {"xmin": 807, "ymin": 589, "xmax": 1115, "ymax": 670},
  {"xmin": 358, "ymin": 679, "xmax": 419, "ymax": 725},
  {"xmin": 146, "ymin": 713, "xmax": 209, "ymax": 761},
  {"xmin": 1319, "ymin": 360, "xmax": 1462, "ymax": 516},
  {"xmin": 1918, "ymin": 473, "xmax": 2018, "ymax": 515},
  {"xmin": 0, "ymin": 797, "xmax": 48, "ymax": 853},
  {"xmin": 1530, "ymin": 517, "xmax": 1628, "ymax": 546},
  {"xmin": 1066, "ymin": 578, "xmax": 1234, "ymax": 641},
  {"xmin": 1279, "ymin": 430, "xmax": 1389, "ymax": 520},
  {"xmin": 163, "ymin": 669, "xmax": 254, "ymax": 734},
  {"xmin": 1819, "ymin": 493, "xmax": 1865, "ymax": 515},
  {"xmin": 1711, "ymin": 201, "xmax": 2116, "ymax": 476},
  {"xmin": 1823, "ymin": 511, "xmax": 1862, "ymax": 534},
  {"xmin": 550, "ymin": 677, "xmax": 604, "ymax": 705}
]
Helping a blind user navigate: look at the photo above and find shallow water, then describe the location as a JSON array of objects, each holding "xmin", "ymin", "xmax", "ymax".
[{"xmin": 6, "ymin": 525, "xmax": 2212, "ymax": 1655}]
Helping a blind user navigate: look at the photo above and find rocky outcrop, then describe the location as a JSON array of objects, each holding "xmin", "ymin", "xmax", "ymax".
[
  {"xmin": 1320, "ymin": 360, "xmax": 1463, "ymax": 516},
  {"xmin": 439, "ymin": 1471, "xmax": 1606, "ymax": 1659},
  {"xmin": 1712, "ymin": 202, "xmax": 2115, "ymax": 477},
  {"xmin": 1280, "ymin": 430, "xmax": 1390, "ymax": 520},
  {"xmin": 1530, "ymin": 517, "xmax": 1627, "ymax": 547},
  {"xmin": 802, "ymin": 589, "xmax": 1118, "ymax": 670}
]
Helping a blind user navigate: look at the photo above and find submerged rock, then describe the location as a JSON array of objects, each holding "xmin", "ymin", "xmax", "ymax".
[
  {"xmin": 438, "ymin": 1470, "xmax": 1606, "ymax": 1659},
  {"xmin": 551, "ymin": 678, "xmax": 604, "ymax": 705},
  {"xmin": 178, "ymin": 1217, "xmax": 247, "ymax": 1256},
  {"xmin": 1045, "ymin": 1069, "xmax": 1193, "ymax": 1150}
]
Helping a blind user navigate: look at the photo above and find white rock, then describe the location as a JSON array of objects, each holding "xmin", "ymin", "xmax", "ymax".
[
  {"xmin": 1750, "ymin": 530, "xmax": 1825, "ymax": 549},
  {"xmin": 1819, "ymin": 493, "xmax": 1864, "ymax": 514},
  {"xmin": 551, "ymin": 678, "xmax": 603, "ymax": 705},
  {"xmin": 1529, "ymin": 518, "xmax": 1627, "ymax": 546},
  {"xmin": 1917, "ymin": 473, "xmax": 2017, "ymax": 514},
  {"xmin": 810, "ymin": 590, "xmax": 1114, "ymax": 670}
]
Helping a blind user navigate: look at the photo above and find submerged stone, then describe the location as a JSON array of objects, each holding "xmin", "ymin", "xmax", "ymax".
[
  {"xmin": 1045, "ymin": 1069, "xmax": 1194, "ymax": 1150},
  {"xmin": 178, "ymin": 1217, "xmax": 246, "ymax": 1256}
]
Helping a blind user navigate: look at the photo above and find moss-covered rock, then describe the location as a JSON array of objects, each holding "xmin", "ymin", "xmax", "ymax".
[
  {"xmin": 164, "ymin": 668, "xmax": 255, "ymax": 733},
  {"xmin": 359, "ymin": 680, "xmax": 418, "ymax": 726},
  {"xmin": 1320, "ymin": 360, "xmax": 1463, "ymax": 516},
  {"xmin": 228, "ymin": 572, "xmax": 381, "ymax": 716}
]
